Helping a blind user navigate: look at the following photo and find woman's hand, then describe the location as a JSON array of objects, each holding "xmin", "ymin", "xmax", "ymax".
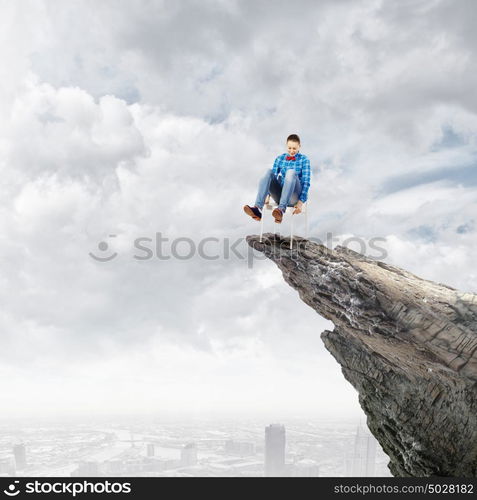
[{"xmin": 293, "ymin": 200, "xmax": 304, "ymax": 215}]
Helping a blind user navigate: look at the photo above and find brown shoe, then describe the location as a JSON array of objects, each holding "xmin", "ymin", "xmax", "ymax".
[
  {"xmin": 272, "ymin": 207, "xmax": 284, "ymax": 223},
  {"xmin": 243, "ymin": 205, "xmax": 262, "ymax": 221}
]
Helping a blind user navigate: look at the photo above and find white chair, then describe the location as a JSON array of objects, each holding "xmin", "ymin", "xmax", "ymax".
[{"xmin": 259, "ymin": 195, "xmax": 309, "ymax": 249}]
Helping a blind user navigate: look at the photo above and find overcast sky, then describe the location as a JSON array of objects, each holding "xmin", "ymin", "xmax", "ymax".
[{"xmin": 1, "ymin": 0, "xmax": 476, "ymax": 420}]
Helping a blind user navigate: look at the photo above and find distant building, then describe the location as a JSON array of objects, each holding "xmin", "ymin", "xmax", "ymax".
[
  {"xmin": 147, "ymin": 444, "xmax": 155, "ymax": 457},
  {"xmin": 0, "ymin": 456, "xmax": 15, "ymax": 475},
  {"xmin": 224, "ymin": 440, "xmax": 256, "ymax": 457},
  {"xmin": 13, "ymin": 444, "xmax": 26, "ymax": 470},
  {"xmin": 124, "ymin": 457, "xmax": 146, "ymax": 474},
  {"xmin": 72, "ymin": 461, "xmax": 101, "ymax": 477},
  {"xmin": 144, "ymin": 457, "xmax": 180, "ymax": 473},
  {"xmin": 104, "ymin": 459, "xmax": 123, "ymax": 475},
  {"xmin": 346, "ymin": 424, "xmax": 377, "ymax": 477},
  {"xmin": 103, "ymin": 433, "xmax": 115, "ymax": 443},
  {"xmin": 290, "ymin": 459, "xmax": 320, "ymax": 477},
  {"xmin": 181, "ymin": 443, "xmax": 198, "ymax": 466},
  {"xmin": 265, "ymin": 424, "xmax": 286, "ymax": 477}
]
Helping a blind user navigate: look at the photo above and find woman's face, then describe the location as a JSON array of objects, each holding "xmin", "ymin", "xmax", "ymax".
[{"xmin": 287, "ymin": 141, "xmax": 300, "ymax": 156}]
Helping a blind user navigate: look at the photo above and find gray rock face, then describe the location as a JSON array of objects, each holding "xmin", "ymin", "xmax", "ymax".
[{"xmin": 247, "ymin": 233, "xmax": 477, "ymax": 477}]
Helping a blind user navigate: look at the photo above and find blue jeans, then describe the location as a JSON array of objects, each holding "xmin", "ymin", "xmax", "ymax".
[{"xmin": 254, "ymin": 169, "xmax": 302, "ymax": 211}]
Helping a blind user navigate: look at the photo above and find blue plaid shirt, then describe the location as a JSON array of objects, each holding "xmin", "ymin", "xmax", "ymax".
[{"xmin": 272, "ymin": 152, "xmax": 311, "ymax": 203}]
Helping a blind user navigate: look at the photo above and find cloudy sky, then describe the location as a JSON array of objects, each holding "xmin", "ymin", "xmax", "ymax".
[{"xmin": 1, "ymin": 0, "xmax": 476, "ymax": 420}]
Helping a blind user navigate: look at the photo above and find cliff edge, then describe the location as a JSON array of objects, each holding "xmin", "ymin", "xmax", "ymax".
[{"xmin": 247, "ymin": 233, "xmax": 477, "ymax": 477}]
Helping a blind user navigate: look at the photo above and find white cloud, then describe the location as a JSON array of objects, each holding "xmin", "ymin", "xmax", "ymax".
[{"xmin": 0, "ymin": 0, "xmax": 476, "ymax": 418}]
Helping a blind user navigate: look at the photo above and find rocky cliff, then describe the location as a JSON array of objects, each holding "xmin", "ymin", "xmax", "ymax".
[{"xmin": 247, "ymin": 233, "xmax": 477, "ymax": 477}]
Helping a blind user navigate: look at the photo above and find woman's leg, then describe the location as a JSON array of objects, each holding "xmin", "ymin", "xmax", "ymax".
[
  {"xmin": 278, "ymin": 170, "xmax": 301, "ymax": 210},
  {"xmin": 255, "ymin": 169, "xmax": 281, "ymax": 209},
  {"xmin": 288, "ymin": 175, "xmax": 302, "ymax": 207},
  {"xmin": 268, "ymin": 175, "xmax": 283, "ymax": 206}
]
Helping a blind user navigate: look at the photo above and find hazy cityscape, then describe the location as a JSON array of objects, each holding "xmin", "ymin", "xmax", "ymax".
[{"xmin": 0, "ymin": 416, "xmax": 392, "ymax": 477}]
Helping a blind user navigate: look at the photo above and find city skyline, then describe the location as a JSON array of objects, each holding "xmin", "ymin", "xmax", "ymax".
[{"xmin": 0, "ymin": 416, "xmax": 391, "ymax": 477}]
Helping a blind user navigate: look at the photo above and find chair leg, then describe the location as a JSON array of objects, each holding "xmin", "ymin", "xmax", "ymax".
[
  {"xmin": 305, "ymin": 203, "xmax": 309, "ymax": 239},
  {"xmin": 260, "ymin": 196, "xmax": 271, "ymax": 243},
  {"xmin": 260, "ymin": 210, "xmax": 264, "ymax": 242},
  {"xmin": 290, "ymin": 213, "xmax": 294, "ymax": 249}
]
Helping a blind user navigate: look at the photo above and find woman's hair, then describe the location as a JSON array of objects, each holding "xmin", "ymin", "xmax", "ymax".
[{"xmin": 287, "ymin": 134, "xmax": 301, "ymax": 144}]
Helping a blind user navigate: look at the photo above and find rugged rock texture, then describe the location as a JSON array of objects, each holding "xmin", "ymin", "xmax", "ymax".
[{"xmin": 247, "ymin": 233, "xmax": 477, "ymax": 477}]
